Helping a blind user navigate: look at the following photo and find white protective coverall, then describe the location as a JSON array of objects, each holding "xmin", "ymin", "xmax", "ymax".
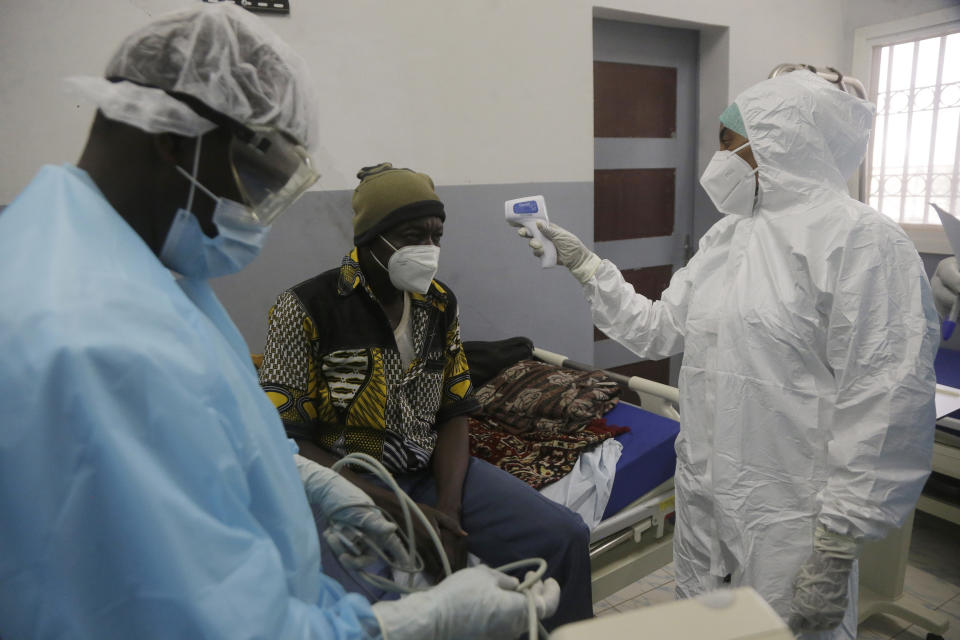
[{"xmin": 586, "ymin": 71, "xmax": 938, "ymax": 638}]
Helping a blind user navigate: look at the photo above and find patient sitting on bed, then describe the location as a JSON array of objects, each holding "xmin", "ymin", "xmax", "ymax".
[{"xmin": 258, "ymin": 162, "xmax": 592, "ymax": 629}]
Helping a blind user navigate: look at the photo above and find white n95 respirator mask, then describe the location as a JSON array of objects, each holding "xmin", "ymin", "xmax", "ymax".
[
  {"xmin": 700, "ymin": 142, "xmax": 759, "ymax": 216},
  {"xmin": 376, "ymin": 236, "xmax": 440, "ymax": 295}
]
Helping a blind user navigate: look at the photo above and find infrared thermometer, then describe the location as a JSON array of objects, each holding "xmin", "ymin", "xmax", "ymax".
[{"xmin": 505, "ymin": 195, "xmax": 557, "ymax": 268}]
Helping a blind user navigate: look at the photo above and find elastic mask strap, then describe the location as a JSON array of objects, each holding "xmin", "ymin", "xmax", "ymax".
[
  {"xmin": 369, "ymin": 235, "xmax": 396, "ymax": 273},
  {"xmin": 731, "ymin": 141, "xmax": 759, "ymax": 176},
  {"xmin": 379, "ymin": 235, "xmax": 399, "ymax": 252},
  {"xmin": 186, "ymin": 135, "xmax": 201, "ymax": 212},
  {"xmin": 176, "ymin": 135, "xmax": 218, "ymax": 209}
]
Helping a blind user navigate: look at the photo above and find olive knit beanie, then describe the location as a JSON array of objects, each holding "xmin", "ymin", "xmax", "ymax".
[{"xmin": 352, "ymin": 162, "xmax": 445, "ymax": 245}]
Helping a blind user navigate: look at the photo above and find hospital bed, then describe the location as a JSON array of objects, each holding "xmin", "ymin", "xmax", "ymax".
[
  {"xmin": 527, "ymin": 347, "xmax": 681, "ymax": 603},
  {"xmin": 924, "ymin": 348, "xmax": 960, "ymax": 527}
]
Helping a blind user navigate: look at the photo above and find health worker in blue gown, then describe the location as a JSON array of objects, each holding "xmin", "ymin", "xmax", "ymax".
[{"xmin": 0, "ymin": 5, "xmax": 556, "ymax": 640}]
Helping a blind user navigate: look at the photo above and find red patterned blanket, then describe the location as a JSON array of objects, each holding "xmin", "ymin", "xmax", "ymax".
[{"xmin": 468, "ymin": 359, "xmax": 626, "ymax": 489}]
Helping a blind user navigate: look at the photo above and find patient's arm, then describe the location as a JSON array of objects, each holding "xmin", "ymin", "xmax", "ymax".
[
  {"xmin": 430, "ymin": 415, "xmax": 470, "ymax": 571},
  {"xmin": 293, "ymin": 438, "xmax": 461, "ymax": 581}
]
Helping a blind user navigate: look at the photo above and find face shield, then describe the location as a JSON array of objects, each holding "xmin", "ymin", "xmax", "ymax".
[
  {"xmin": 229, "ymin": 125, "xmax": 319, "ymax": 225},
  {"xmin": 165, "ymin": 87, "xmax": 320, "ymax": 226}
]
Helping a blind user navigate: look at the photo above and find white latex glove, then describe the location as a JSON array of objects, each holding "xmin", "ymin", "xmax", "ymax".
[
  {"xmin": 372, "ymin": 565, "xmax": 560, "ymax": 640},
  {"xmin": 518, "ymin": 222, "xmax": 601, "ymax": 284},
  {"xmin": 293, "ymin": 454, "xmax": 409, "ymax": 570},
  {"xmin": 787, "ymin": 524, "xmax": 860, "ymax": 634},
  {"xmin": 932, "ymin": 256, "xmax": 960, "ymax": 318}
]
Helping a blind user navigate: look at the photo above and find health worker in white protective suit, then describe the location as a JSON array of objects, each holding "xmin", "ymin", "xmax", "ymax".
[
  {"xmin": 518, "ymin": 71, "xmax": 938, "ymax": 638},
  {"xmin": 0, "ymin": 6, "xmax": 557, "ymax": 640}
]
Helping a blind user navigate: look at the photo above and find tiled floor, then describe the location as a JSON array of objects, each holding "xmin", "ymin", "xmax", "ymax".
[{"xmin": 592, "ymin": 512, "xmax": 960, "ymax": 639}]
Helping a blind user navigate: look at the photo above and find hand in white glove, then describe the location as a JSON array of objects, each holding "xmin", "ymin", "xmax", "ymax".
[
  {"xmin": 293, "ymin": 454, "xmax": 409, "ymax": 570},
  {"xmin": 372, "ymin": 565, "xmax": 560, "ymax": 640},
  {"xmin": 932, "ymin": 256, "xmax": 960, "ymax": 318},
  {"xmin": 518, "ymin": 222, "xmax": 601, "ymax": 284},
  {"xmin": 787, "ymin": 525, "xmax": 860, "ymax": 634}
]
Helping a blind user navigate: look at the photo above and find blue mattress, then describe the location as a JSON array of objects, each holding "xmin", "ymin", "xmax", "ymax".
[
  {"xmin": 935, "ymin": 348, "xmax": 960, "ymax": 388},
  {"xmin": 935, "ymin": 348, "xmax": 960, "ymax": 437},
  {"xmin": 601, "ymin": 402, "xmax": 681, "ymax": 519}
]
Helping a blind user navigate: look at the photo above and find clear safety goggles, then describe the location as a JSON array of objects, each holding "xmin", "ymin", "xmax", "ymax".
[
  {"xmin": 160, "ymin": 86, "xmax": 320, "ymax": 226},
  {"xmin": 228, "ymin": 126, "xmax": 319, "ymax": 225}
]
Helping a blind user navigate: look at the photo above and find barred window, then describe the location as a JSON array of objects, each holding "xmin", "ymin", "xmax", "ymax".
[{"xmin": 868, "ymin": 31, "xmax": 960, "ymax": 224}]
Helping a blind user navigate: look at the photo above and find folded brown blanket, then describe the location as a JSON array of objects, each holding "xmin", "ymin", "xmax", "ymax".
[
  {"xmin": 469, "ymin": 418, "xmax": 628, "ymax": 490},
  {"xmin": 472, "ymin": 359, "xmax": 621, "ymax": 435},
  {"xmin": 467, "ymin": 359, "xmax": 626, "ymax": 489}
]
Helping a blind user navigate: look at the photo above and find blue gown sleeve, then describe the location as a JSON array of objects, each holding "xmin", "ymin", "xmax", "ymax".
[{"xmin": 0, "ymin": 331, "xmax": 382, "ymax": 639}]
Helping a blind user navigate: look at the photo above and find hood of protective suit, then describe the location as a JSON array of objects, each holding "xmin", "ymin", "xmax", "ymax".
[{"xmin": 735, "ymin": 71, "xmax": 875, "ymax": 210}]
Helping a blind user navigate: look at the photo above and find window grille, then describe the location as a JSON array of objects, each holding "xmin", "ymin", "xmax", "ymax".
[{"xmin": 868, "ymin": 31, "xmax": 960, "ymax": 223}]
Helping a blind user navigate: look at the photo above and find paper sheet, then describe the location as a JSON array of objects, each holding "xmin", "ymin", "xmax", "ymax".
[
  {"xmin": 933, "ymin": 202, "xmax": 960, "ymax": 256},
  {"xmin": 936, "ymin": 383, "xmax": 960, "ymax": 418}
]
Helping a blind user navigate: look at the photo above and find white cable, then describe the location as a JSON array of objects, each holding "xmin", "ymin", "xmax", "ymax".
[
  {"xmin": 328, "ymin": 452, "xmax": 551, "ymax": 639},
  {"xmin": 330, "ymin": 452, "xmax": 451, "ymax": 576}
]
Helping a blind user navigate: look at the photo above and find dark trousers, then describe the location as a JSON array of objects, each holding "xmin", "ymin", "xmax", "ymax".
[{"xmin": 318, "ymin": 456, "xmax": 594, "ymax": 630}]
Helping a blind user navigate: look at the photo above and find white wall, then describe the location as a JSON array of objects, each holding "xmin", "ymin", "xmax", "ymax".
[
  {"xmin": 1, "ymin": 0, "xmax": 859, "ymax": 359},
  {"xmin": 1, "ymin": 0, "xmax": 850, "ymax": 204}
]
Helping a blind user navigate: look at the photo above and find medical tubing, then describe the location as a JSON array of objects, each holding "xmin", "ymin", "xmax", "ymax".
[
  {"xmin": 330, "ymin": 452, "xmax": 452, "ymax": 577},
  {"xmin": 330, "ymin": 453, "xmax": 552, "ymax": 639},
  {"xmin": 329, "ymin": 453, "xmax": 422, "ymax": 578},
  {"xmin": 324, "ymin": 505, "xmax": 425, "ymax": 574},
  {"xmin": 494, "ymin": 558, "xmax": 550, "ymax": 640}
]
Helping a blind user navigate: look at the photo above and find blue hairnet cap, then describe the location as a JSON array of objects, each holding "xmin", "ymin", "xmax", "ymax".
[{"xmin": 719, "ymin": 102, "xmax": 747, "ymax": 138}]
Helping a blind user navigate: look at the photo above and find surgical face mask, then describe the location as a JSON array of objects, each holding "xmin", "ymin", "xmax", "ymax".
[
  {"xmin": 373, "ymin": 235, "xmax": 440, "ymax": 295},
  {"xmin": 700, "ymin": 141, "xmax": 759, "ymax": 216},
  {"xmin": 160, "ymin": 136, "xmax": 271, "ymax": 279}
]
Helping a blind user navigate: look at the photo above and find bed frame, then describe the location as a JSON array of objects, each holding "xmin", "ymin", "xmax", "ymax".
[
  {"xmin": 532, "ymin": 348, "xmax": 680, "ymax": 602},
  {"xmin": 918, "ymin": 418, "xmax": 960, "ymax": 526}
]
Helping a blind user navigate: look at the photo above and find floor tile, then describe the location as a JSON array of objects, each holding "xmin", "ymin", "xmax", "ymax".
[
  {"xmin": 891, "ymin": 626, "xmax": 927, "ymax": 639},
  {"xmin": 592, "ymin": 597, "xmax": 616, "ymax": 615},
  {"xmin": 857, "ymin": 613, "xmax": 909, "ymax": 639},
  {"xmin": 603, "ymin": 579, "xmax": 659, "ymax": 607},
  {"xmin": 934, "ymin": 593, "xmax": 960, "ymax": 640},
  {"xmin": 613, "ymin": 582, "xmax": 676, "ymax": 612},
  {"xmin": 940, "ymin": 592, "xmax": 960, "ymax": 616},
  {"xmin": 908, "ymin": 513, "xmax": 960, "ymax": 587},
  {"xmin": 595, "ymin": 606, "xmax": 621, "ymax": 618},
  {"xmin": 902, "ymin": 565, "xmax": 960, "ymax": 610},
  {"xmin": 599, "ymin": 562, "xmax": 676, "ymax": 608}
]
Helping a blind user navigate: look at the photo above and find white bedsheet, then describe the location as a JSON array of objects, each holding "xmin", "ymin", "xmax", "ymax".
[{"xmin": 540, "ymin": 438, "xmax": 623, "ymax": 529}]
